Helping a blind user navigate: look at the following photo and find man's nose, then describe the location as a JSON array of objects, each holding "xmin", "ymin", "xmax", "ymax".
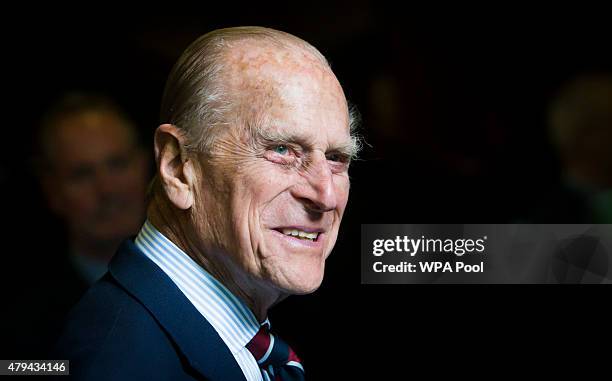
[
  {"xmin": 95, "ymin": 167, "xmax": 117, "ymax": 196},
  {"xmin": 291, "ymin": 153, "xmax": 337, "ymax": 213}
]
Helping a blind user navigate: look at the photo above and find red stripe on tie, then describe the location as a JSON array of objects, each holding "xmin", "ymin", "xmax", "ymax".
[
  {"xmin": 247, "ymin": 326, "xmax": 271, "ymax": 361},
  {"xmin": 287, "ymin": 347, "xmax": 301, "ymax": 363}
]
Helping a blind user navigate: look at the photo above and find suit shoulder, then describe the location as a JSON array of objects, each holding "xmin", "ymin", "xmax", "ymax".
[{"xmin": 55, "ymin": 275, "xmax": 189, "ymax": 380}]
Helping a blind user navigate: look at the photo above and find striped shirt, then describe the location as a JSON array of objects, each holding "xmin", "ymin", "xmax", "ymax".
[{"xmin": 135, "ymin": 220, "xmax": 264, "ymax": 381}]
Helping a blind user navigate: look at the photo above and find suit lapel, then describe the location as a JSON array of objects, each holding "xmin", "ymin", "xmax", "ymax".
[{"xmin": 109, "ymin": 240, "xmax": 246, "ymax": 381}]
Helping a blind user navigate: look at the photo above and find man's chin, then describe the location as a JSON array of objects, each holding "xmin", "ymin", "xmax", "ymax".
[
  {"xmin": 92, "ymin": 222, "xmax": 141, "ymax": 241},
  {"xmin": 290, "ymin": 283, "xmax": 322, "ymax": 296},
  {"xmin": 274, "ymin": 270, "xmax": 325, "ymax": 296},
  {"xmin": 88, "ymin": 229, "xmax": 134, "ymax": 247}
]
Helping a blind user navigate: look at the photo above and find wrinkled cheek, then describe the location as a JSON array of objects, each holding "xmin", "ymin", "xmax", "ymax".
[
  {"xmin": 191, "ymin": 191, "xmax": 223, "ymax": 252},
  {"xmin": 223, "ymin": 190, "xmax": 259, "ymax": 267},
  {"xmin": 336, "ymin": 179, "xmax": 351, "ymax": 215}
]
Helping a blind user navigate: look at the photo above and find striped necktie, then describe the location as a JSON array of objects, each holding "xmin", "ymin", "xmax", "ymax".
[{"xmin": 246, "ymin": 322, "xmax": 305, "ymax": 381}]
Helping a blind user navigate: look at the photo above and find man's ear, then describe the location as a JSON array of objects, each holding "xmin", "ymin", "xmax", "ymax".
[{"xmin": 154, "ymin": 124, "xmax": 196, "ymax": 210}]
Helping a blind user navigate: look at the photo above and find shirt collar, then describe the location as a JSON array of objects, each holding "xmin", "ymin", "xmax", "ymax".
[{"xmin": 135, "ymin": 219, "xmax": 263, "ymax": 354}]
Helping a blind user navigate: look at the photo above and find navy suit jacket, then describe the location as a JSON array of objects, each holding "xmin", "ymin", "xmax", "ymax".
[{"xmin": 55, "ymin": 240, "xmax": 248, "ymax": 381}]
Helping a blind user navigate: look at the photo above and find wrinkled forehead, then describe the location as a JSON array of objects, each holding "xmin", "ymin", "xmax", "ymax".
[
  {"xmin": 223, "ymin": 42, "xmax": 350, "ymax": 141},
  {"xmin": 225, "ymin": 40, "xmax": 329, "ymax": 82}
]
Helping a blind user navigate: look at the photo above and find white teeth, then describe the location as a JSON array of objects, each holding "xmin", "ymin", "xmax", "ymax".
[
  {"xmin": 281, "ymin": 228, "xmax": 319, "ymax": 241},
  {"xmin": 301, "ymin": 232, "xmax": 318, "ymax": 240}
]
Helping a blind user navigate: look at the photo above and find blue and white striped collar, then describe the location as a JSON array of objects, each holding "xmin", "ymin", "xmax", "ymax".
[{"xmin": 135, "ymin": 219, "xmax": 265, "ymax": 354}]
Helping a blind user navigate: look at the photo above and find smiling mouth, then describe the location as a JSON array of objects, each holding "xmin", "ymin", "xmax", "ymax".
[{"xmin": 277, "ymin": 228, "xmax": 320, "ymax": 242}]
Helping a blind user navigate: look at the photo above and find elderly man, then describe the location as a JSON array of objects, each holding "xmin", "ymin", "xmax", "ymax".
[{"xmin": 56, "ymin": 27, "xmax": 359, "ymax": 380}]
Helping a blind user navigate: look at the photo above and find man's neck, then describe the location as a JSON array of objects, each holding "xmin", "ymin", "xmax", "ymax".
[{"xmin": 147, "ymin": 200, "xmax": 285, "ymax": 322}]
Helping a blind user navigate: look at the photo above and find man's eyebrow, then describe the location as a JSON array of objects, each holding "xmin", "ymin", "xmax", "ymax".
[
  {"xmin": 328, "ymin": 140, "xmax": 359, "ymax": 160},
  {"xmin": 254, "ymin": 128, "xmax": 315, "ymax": 147}
]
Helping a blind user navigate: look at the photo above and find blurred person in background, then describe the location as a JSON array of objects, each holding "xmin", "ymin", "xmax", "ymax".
[
  {"xmin": 37, "ymin": 92, "xmax": 150, "ymax": 284},
  {"xmin": 533, "ymin": 73, "xmax": 612, "ymax": 223},
  {"xmin": 5, "ymin": 93, "xmax": 150, "ymax": 357}
]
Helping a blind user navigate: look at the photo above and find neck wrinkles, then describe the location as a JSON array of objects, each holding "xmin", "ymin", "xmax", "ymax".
[{"xmin": 147, "ymin": 196, "xmax": 285, "ymax": 321}]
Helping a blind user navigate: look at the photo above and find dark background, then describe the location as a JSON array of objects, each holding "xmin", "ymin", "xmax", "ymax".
[{"xmin": 2, "ymin": 3, "xmax": 609, "ymax": 378}]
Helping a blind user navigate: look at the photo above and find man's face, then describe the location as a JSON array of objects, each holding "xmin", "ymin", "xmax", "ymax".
[
  {"xmin": 46, "ymin": 111, "xmax": 148, "ymax": 247},
  {"xmin": 194, "ymin": 48, "xmax": 352, "ymax": 295}
]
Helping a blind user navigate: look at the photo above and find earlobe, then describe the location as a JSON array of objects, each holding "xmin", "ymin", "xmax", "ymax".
[{"xmin": 154, "ymin": 124, "xmax": 195, "ymax": 210}]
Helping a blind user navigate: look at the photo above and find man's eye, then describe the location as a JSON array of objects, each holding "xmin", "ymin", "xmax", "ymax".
[
  {"xmin": 326, "ymin": 153, "xmax": 348, "ymax": 163},
  {"xmin": 273, "ymin": 145, "xmax": 290, "ymax": 155}
]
